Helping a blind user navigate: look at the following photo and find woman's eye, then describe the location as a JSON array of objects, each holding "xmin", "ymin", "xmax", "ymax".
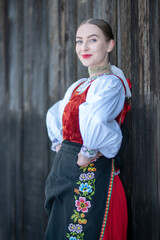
[
  {"xmin": 76, "ymin": 40, "xmax": 83, "ymax": 44},
  {"xmin": 90, "ymin": 39, "xmax": 97, "ymax": 43}
]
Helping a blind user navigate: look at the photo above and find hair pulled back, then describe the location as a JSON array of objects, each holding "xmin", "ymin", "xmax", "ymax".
[{"xmin": 79, "ymin": 18, "xmax": 114, "ymax": 42}]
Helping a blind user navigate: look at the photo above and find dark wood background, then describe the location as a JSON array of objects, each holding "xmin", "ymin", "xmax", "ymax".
[{"xmin": 0, "ymin": 0, "xmax": 159, "ymax": 239}]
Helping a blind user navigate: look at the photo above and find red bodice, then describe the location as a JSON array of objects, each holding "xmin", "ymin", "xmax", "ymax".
[
  {"xmin": 62, "ymin": 76, "xmax": 131, "ymax": 144},
  {"xmin": 62, "ymin": 82, "xmax": 90, "ymax": 144}
]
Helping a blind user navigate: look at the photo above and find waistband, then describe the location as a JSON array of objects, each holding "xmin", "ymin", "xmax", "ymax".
[{"xmin": 61, "ymin": 140, "xmax": 82, "ymax": 153}]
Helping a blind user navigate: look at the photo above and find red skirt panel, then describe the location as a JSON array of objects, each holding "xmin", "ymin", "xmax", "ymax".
[{"xmin": 103, "ymin": 175, "xmax": 128, "ymax": 240}]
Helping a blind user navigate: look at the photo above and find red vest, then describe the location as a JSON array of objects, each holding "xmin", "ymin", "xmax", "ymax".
[
  {"xmin": 62, "ymin": 82, "xmax": 90, "ymax": 144},
  {"xmin": 62, "ymin": 76, "xmax": 130, "ymax": 144}
]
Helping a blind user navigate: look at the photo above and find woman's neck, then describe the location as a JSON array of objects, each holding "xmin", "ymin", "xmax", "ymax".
[
  {"xmin": 88, "ymin": 63, "xmax": 111, "ymax": 78},
  {"xmin": 89, "ymin": 69, "xmax": 112, "ymax": 78}
]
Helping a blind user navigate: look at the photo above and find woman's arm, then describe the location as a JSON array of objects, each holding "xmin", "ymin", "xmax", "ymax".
[
  {"xmin": 46, "ymin": 78, "xmax": 86, "ymax": 151},
  {"xmin": 78, "ymin": 75, "xmax": 125, "ymax": 165}
]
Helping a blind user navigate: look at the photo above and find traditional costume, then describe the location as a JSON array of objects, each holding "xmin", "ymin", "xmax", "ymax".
[{"xmin": 44, "ymin": 66, "xmax": 131, "ymax": 240}]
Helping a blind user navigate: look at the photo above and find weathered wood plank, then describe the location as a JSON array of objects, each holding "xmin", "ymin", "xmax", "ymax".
[
  {"xmin": 76, "ymin": 0, "xmax": 93, "ymax": 79},
  {"xmin": 58, "ymin": 0, "xmax": 67, "ymax": 97},
  {"xmin": 23, "ymin": 114, "xmax": 48, "ymax": 240},
  {"xmin": 47, "ymin": 0, "xmax": 61, "ymax": 104},
  {"xmin": 0, "ymin": 116, "xmax": 12, "ymax": 240},
  {"xmin": 64, "ymin": 0, "xmax": 77, "ymax": 88},
  {"xmin": 101, "ymin": 0, "xmax": 117, "ymax": 68},
  {"xmin": 131, "ymin": 0, "xmax": 159, "ymax": 239},
  {"xmin": 0, "ymin": 0, "xmax": 159, "ymax": 240},
  {"xmin": 149, "ymin": 0, "xmax": 160, "ymax": 238},
  {"xmin": 93, "ymin": 0, "xmax": 102, "ymax": 18},
  {"xmin": 92, "ymin": 0, "xmax": 117, "ymax": 64},
  {"xmin": 0, "ymin": 0, "xmax": 7, "ymax": 106},
  {"xmin": 0, "ymin": 0, "xmax": 24, "ymax": 240},
  {"xmin": 23, "ymin": 0, "xmax": 49, "ymax": 239},
  {"xmin": 9, "ymin": 1, "xmax": 24, "ymax": 239},
  {"xmin": 116, "ymin": 1, "xmax": 132, "ymax": 239},
  {"xmin": 131, "ymin": 0, "xmax": 151, "ymax": 236},
  {"xmin": 0, "ymin": 1, "xmax": 11, "ymax": 239},
  {"xmin": 77, "ymin": 0, "xmax": 93, "ymax": 25}
]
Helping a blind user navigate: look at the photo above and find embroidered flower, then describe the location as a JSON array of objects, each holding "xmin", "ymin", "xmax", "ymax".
[
  {"xmin": 88, "ymin": 167, "xmax": 97, "ymax": 172},
  {"xmin": 75, "ymin": 197, "xmax": 91, "ymax": 213},
  {"xmin": 78, "ymin": 219, "xmax": 87, "ymax": 224},
  {"xmin": 75, "ymin": 224, "xmax": 83, "ymax": 233},
  {"xmin": 86, "ymin": 172, "xmax": 95, "ymax": 180},
  {"xmin": 81, "ymin": 213, "xmax": 85, "ymax": 218},
  {"xmin": 79, "ymin": 173, "xmax": 88, "ymax": 181},
  {"xmin": 79, "ymin": 183, "xmax": 92, "ymax": 193},
  {"xmin": 74, "ymin": 188, "xmax": 80, "ymax": 194},
  {"xmin": 89, "ymin": 163, "xmax": 94, "ymax": 167},
  {"xmin": 68, "ymin": 223, "xmax": 76, "ymax": 232},
  {"xmin": 69, "ymin": 237, "xmax": 77, "ymax": 240}
]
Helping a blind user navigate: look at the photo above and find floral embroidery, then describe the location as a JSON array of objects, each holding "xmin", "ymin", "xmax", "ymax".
[
  {"xmin": 69, "ymin": 237, "xmax": 77, "ymax": 240},
  {"xmin": 74, "ymin": 188, "xmax": 80, "ymax": 194},
  {"xmin": 79, "ymin": 183, "xmax": 92, "ymax": 193},
  {"xmin": 75, "ymin": 197, "xmax": 91, "ymax": 212},
  {"xmin": 80, "ymin": 145, "xmax": 98, "ymax": 157},
  {"xmin": 75, "ymin": 224, "xmax": 83, "ymax": 233},
  {"xmin": 66, "ymin": 163, "xmax": 97, "ymax": 240},
  {"xmin": 79, "ymin": 173, "xmax": 88, "ymax": 181},
  {"xmin": 88, "ymin": 167, "xmax": 96, "ymax": 172},
  {"xmin": 87, "ymin": 172, "xmax": 95, "ymax": 180},
  {"xmin": 68, "ymin": 223, "xmax": 76, "ymax": 232},
  {"xmin": 79, "ymin": 172, "xmax": 95, "ymax": 181}
]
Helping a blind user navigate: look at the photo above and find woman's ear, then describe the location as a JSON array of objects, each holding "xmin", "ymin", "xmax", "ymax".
[{"xmin": 107, "ymin": 39, "xmax": 115, "ymax": 53}]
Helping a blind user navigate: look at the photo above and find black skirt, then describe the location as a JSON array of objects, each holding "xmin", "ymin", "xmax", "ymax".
[{"xmin": 44, "ymin": 140, "xmax": 115, "ymax": 240}]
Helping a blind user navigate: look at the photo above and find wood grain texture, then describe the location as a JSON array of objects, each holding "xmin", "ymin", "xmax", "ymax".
[
  {"xmin": 23, "ymin": 1, "xmax": 48, "ymax": 239},
  {"xmin": 76, "ymin": 0, "xmax": 93, "ymax": 79},
  {"xmin": 64, "ymin": 0, "xmax": 77, "ymax": 88},
  {"xmin": 0, "ymin": 0, "xmax": 159, "ymax": 239},
  {"xmin": 47, "ymin": 0, "xmax": 60, "ymax": 103},
  {"xmin": 102, "ymin": 0, "xmax": 117, "ymax": 71},
  {"xmin": 131, "ymin": 0, "xmax": 160, "ymax": 239},
  {"xmin": 116, "ymin": 1, "xmax": 132, "ymax": 239}
]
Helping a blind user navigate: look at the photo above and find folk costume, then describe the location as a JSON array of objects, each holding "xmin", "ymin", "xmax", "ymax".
[{"xmin": 44, "ymin": 65, "xmax": 131, "ymax": 240}]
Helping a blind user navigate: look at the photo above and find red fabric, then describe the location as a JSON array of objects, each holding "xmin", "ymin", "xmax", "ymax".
[
  {"xmin": 62, "ymin": 82, "xmax": 90, "ymax": 144},
  {"xmin": 115, "ymin": 102, "xmax": 131, "ymax": 125},
  {"xmin": 63, "ymin": 76, "xmax": 131, "ymax": 141},
  {"xmin": 115, "ymin": 77, "xmax": 131, "ymax": 125},
  {"xmin": 126, "ymin": 78, "xmax": 132, "ymax": 89},
  {"xmin": 103, "ymin": 175, "xmax": 128, "ymax": 240}
]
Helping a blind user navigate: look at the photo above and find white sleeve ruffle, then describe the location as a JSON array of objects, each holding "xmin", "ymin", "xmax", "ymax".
[
  {"xmin": 46, "ymin": 78, "xmax": 86, "ymax": 151},
  {"xmin": 79, "ymin": 74, "xmax": 125, "ymax": 158}
]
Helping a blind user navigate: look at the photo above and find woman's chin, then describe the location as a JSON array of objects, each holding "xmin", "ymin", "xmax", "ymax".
[
  {"xmin": 81, "ymin": 61, "xmax": 95, "ymax": 67},
  {"xmin": 79, "ymin": 59, "xmax": 93, "ymax": 67},
  {"xmin": 81, "ymin": 62, "xmax": 90, "ymax": 67}
]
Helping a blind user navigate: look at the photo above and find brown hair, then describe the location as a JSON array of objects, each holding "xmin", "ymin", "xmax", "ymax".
[{"xmin": 79, "ymin": 18, "xmax": 114, "ymax": 42}]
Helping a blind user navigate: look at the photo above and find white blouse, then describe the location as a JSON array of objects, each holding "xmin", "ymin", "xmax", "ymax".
[{"xmin": 46, "ymin": 70, "xmax": 130, "ymax": 159}]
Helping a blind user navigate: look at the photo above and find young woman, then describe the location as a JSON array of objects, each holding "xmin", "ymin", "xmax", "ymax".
[{"xmin": 44, "ymin": 18, "xmax": 131, "ymax": 240}]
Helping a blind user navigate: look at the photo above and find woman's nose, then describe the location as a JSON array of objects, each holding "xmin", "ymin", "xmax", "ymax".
[{"xmin": 81, "ymin": 41, "xmax": 89, "ymax": 51}]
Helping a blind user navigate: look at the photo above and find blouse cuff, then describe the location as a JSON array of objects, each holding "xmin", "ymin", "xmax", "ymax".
[
  {"xmin": 51, "ymin": 135, "xmax": 62, "ymax": 151},
  {"xmin": 80, "ymin": 145, "xmax": 98, "ymax": 158}
]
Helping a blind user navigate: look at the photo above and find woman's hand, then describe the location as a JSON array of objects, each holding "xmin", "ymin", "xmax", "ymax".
[
  {"xmin": 56, "ymin": 144, "xmax": 62, "ymax": 152},
  {"xmin": 77, "ymin": 152, "xmax": 103, "ymax": 167}
]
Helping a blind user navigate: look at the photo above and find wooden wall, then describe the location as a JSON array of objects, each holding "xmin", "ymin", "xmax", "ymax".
[{"xmin": 0, "ymin": 0, "xmax": 159, "ymax": 239}]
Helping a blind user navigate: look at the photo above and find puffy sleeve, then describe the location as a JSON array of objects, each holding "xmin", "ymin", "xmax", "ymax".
[
  {"xmin": 46, "ymin": 78, "xmax": 86, "ymax": 151},
  {"xmin": 79, "ymin": 75, "xmax": 125, "ymax": 158}
]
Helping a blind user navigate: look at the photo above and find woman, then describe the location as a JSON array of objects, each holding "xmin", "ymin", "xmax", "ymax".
[{"xmin": 44, "ymin": 18, "xmax": 131, "ymax": 240}]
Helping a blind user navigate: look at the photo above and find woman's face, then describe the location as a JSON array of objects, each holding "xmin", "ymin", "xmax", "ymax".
[{"xmin": 76, "ymin": 23, "xmax": 114, "ymax": 68}]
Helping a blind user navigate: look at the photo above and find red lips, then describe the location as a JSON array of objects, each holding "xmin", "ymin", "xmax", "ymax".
[{"xmin": 82, "ymin": 54, "xmax": 92, "ymax": 59}]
